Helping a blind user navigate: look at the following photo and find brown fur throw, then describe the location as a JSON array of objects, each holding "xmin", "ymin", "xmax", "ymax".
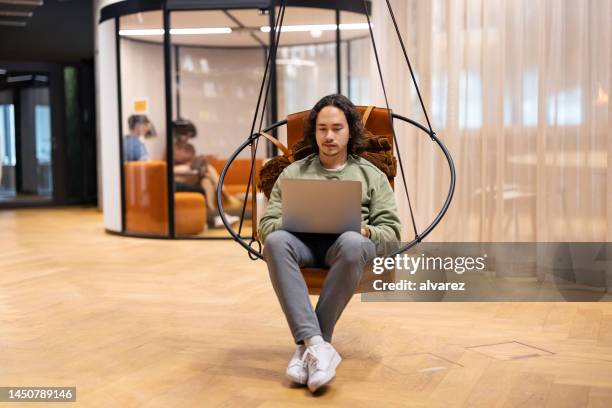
[
  {"xmin": 258, "ymin": 132, "xmax": 397, "ymax": 199},
  {"xmin": 361, "ymin": 151, "xmax": 397, "ymax": 178},
  {"xmin": 363, "ymin": 131, "xmax": 392, "ymax": 152},
  {"xmin": 257, "ymin": 156, "xmax": 292, "ymax": 199}
]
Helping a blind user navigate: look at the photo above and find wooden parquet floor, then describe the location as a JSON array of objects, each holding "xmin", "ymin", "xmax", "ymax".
[{"xmin": 1, "ymin": 208, "xmax": 611, "ymax": 407}]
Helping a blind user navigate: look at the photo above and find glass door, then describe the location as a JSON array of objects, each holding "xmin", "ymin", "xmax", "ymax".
[
  {"xmin": 0, "ymin": 72, "xmax": 53, "ymax": 204},
  {"xmin": 0, "ymin": 90, "xmax": 16, "ymax": 199},
  {"xmin": 21, "ymin": 85, "xmax": 52, "ymax": 198}
]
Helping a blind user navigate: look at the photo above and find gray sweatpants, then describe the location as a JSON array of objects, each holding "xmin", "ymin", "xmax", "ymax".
[{"xmin": 263, "ymin": 230, "xmax": 376, "ymax": 344}]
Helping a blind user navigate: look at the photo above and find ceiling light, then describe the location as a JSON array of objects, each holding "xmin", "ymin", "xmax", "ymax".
[
  {"xmin": 0, "ymin": 20, "xmax": 27, "ymax": 27},
  {"xmin": 119, "ymin": 29, "xmax": 163, "ymax": 36},
  {"xmin": 261, "ymin": 24, "xmax": 334, "ymax": 33},
  {"xmin": 0, "ymin": 11, "xmax": 33, "ymax": 17},
  {"xmin": 339, "ymin": 23, "xmax": 372, "ymax": 30},
  {"xmin": 7, "ymin": 75, "xmax": 33, "ymax": 83},
  {"xmin": 119, "ymin": 27, "xmax": 232, "ymax": 36},
  {"xmin": 0, "ymin": 0, "xmax": 43, "ymax": 4},
  {"xmin": 171, "ymin": 27, "xmax": 232, "ymax": 35},
  {"xmin": 261, "ymin": 23, "xmax": 371, "ymax": 33},
  {"xmin": 276, "ymin": 59, "xmax": 317, "ymax": 67}
]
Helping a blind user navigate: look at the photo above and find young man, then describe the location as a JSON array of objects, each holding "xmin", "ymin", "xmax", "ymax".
[
  {"xmin": 259, "ymin": 94, "xmax": 401, "ymax": 392},
  {"xmin": 123, "ymin": 114, "xmax": 151, "ymax": 161}
]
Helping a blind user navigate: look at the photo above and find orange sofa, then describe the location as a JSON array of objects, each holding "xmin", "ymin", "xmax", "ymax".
[
  {"xmin": 124, "ymin": 160, "xmax": 207, "ymax": 236},
  {"xmin": 209, "ymin": 157, "xmax": 264, "ymax": 197}
]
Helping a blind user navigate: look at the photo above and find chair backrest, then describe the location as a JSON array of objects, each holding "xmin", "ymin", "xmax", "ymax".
[
  {"xmin": 286, "ymin": 106, "xmax": 395, "ymax": 188},
  {"xmin": 286, "ymin": 106, "xmax": 394, "ymax": 150}
]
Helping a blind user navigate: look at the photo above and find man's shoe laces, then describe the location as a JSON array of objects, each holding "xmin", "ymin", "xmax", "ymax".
[{"xmin": 301, "ymin": 346, "xmax": 320, "ymax": 370}]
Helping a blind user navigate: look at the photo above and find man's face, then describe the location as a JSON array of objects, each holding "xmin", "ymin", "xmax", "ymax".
[
  {"xmin": 315, "ymin": 106, "xmax": 350, "ymax": 159},
  {"xmin": 177, "ymin": 133, "xmax": 190, "ymax": 143},
  {"xmin": 135, "ymin": 122, "xmax": 150, "ymax": 137}
]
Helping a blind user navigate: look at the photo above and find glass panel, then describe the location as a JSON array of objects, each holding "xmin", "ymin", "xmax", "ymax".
[
  {"xmin": 274, "ymin": 7, "xmax": 337, "ymax": 119},
  {"xmin": 34, "ymin": 104, "xmax": 52, "ymax": 195},
  {"xmin": 170, "ymin": 9, "xmax": 266, "ymax": 238},
  {"xmin": 19, "ymin": 85, "xmax": 52, "ymax": 200},
  {"xmin": 119, "ymin": 11, "xmax": 169, "ymax": 236},
  {"xmin": 347, "ymin": 37, "xmax": 371, "ymax": 105},
  {"xmin": 276, "ymin": 41, "xmax": 337, "ymax": 116},
  {"xmin": 341, "ymin": 10, "xmax": 371, "ymax": 106},
  {"xmin": 340, "ymin": 40, "xmax": 348, "ymax": 97},
  {"xmin": 0, "ymin": 91, "xmax": 16, "ymax": 200}
]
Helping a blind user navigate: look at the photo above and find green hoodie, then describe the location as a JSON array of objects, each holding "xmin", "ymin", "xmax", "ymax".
[{"xmin": 258, "ymin": 153, "xmax": 401, "ymax": 247}]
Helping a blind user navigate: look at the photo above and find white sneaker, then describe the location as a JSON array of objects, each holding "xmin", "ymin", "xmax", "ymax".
[
  {"xmin": 285, "ymin": 345, "xmax": 308, "ymax": 384},
  {"xmin": 303, "ymin": 342, "xmax": 342, "ymax": 392},
  {"xmin": 213, "ymin": 215, "xmax": 240, "ymax": 228}
]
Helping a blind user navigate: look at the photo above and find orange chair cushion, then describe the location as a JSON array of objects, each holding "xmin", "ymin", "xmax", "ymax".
[
  {"xmin": 175, "ymin": 192, "xmax": 207, "ymax": 236},
  {"xmin": 287, "ymin": 106, "xmax": 393, "ymax": 150},
  {"xmin": 300, "ymin": 266, "xmax": 394, "ymax": 295},
  {"xmin": 125, "ymin": 161, "xmax": 169, "ymax": 235},
  {"xmin": 124, "ymin": 160, "xmax": 206, "ymax": 236}
]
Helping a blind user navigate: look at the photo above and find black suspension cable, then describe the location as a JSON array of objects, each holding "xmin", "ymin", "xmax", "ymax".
[
  {"xmin": 237, "ymin": 2, "xmax": 286, "ymax": 237},
  {"xmin": 246, "ymin": 4, "xmax": 283, "ymax": 142},
  {"xmin": 231, "ymin": 3, "xmax": 282, "ymax": 237},
  {"xmin": 236, "ymin": 1, "xmax": 287, "ymax": 239},
  {"xmin": 362, "ymin": 0, "xmax": 419, "ymax": 239},
  {"xmin": 385, "ymin": 0, "xmax": 434, "ymax": 135}
]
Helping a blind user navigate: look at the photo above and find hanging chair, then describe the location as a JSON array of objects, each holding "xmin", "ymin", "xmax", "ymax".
[{"xmin": 216, "ymin": 0, "xmax": 456, "ymax": 294}]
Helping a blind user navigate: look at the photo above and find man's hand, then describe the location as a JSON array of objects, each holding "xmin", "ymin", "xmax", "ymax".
[{"xmin": 361, "ymin": 225, "xmax": 371, "ymax": 238}]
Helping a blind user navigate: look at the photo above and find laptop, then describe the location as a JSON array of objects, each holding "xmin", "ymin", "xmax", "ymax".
[{"xmin": 280, "ymin": 178, "xmax": 362, "ymax": 234}]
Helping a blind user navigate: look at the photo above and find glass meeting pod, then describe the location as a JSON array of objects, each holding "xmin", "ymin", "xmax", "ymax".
[{"xmin": 98, "ymin": 0, "xmax": 371, "ymax": 239}]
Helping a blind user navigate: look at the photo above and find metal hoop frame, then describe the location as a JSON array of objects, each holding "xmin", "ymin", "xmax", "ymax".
[{"xmin": 216, "ymin": 114, "xmax": 456, "ymax": 260}]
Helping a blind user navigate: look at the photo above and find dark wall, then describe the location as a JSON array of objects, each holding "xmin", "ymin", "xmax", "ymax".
[{"xmin": 0, "ymin": 0, "xmax": 93, "ymax": 64}]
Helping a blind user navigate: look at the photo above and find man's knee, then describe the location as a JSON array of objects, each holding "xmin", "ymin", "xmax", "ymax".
[
  {"xmin": 263, "ymin": 230, "xmax": 293, "ymax": 259},
  {"xmin": 333, "ymin": 231, "xmax": 374, "ymax": 264},
  {"xmin": 336, "ymin": 231, "xmax": 368, "ymax": 251}
]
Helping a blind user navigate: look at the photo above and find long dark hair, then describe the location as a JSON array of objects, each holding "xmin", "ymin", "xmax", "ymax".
[
  {"xmin": 172, "ymin": 118, "xmax": 197, "ymax": 140},
  {"xmin": 303, "ymin": 94, "xmax": 366, "ymax": 155}
]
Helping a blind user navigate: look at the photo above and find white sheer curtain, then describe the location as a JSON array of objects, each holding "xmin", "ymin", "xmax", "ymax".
[{"xmin": 370, "ymin": 0, "xmax": 611, "ymax": 242}]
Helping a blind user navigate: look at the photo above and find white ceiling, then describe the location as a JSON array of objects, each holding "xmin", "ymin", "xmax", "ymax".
[
  {"xmin": 119, "ymin": 7, "xmax": 369, "ymax": 47},
  {"xmin": 0, "ymin": 0, "xmax": 43, "ymax": 27}
]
